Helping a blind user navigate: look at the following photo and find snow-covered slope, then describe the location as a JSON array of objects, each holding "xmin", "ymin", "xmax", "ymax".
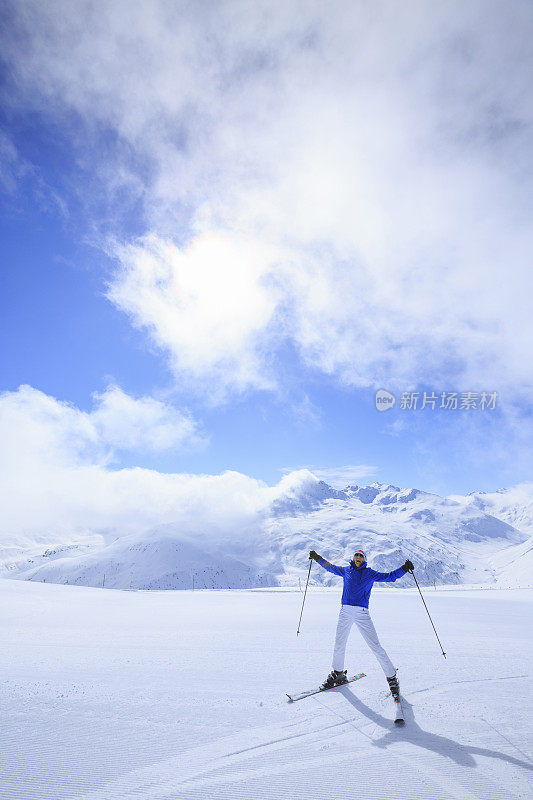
[
  {"xmin": 448, "ymin": 483, "xmax": 533, "ymax": 535},
  {"xmin": 447, "ymin": 483, "xmax": 533, "ymax": 585},
  {"xmin": 1, "ymin": 475, "xmax": 531, "ymax": 590},
  {"xmin": 487, "ymin": 536, "xmax": 533, "ymax": 587},
  {"xmin": 11, "ymin": 536, "xmax": 277, "ymax": 591},
  {"xmin": 1, "ymin": 579, "xmax": 532, "ymax": 800},
  {"xmin": 5, "ymin": 524, "xmax": 280, "ymax": 591}
]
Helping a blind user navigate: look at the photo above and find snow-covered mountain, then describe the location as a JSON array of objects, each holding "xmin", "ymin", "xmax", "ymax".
[
  {"xmin": 7, "ymin": 533, "xmax": 277, "ymax": 591},
  {"xmin": 448, "ymin": 483, "xmax": 533, "ymax": 536},
  {"xmin": 269, "ymin": 479, "xmax": 528, "ymax": 588},
  {"xmin": 1, "ymin": 476, "xmax": 531, "ymax": 590},
  {"xmin": 447, "ymin": 483, "xmax": 533, "ymax": 587}
]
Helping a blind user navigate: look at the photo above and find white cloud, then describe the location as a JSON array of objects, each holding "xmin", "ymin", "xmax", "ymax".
[
  {"xmin": 282, "ymin": 464, "xmax": 379, "ymax": 488},
  {"xmin": 289, "ymin": 394, "xmax": 322, "ymax": 428},
  {"xmin": 312, "ymin": 465, "xmax": 380, "ymax": 487},
  {"xmin": 108, "ymin": 232, "xmax": 282, "ymax": 398},
  {"xmin": 0, "ymin": 131, "xmax": 33, "ymax": 194},
  {"xmin": 0, "ymin": 386, "xmax": 322, "ymax": 554},
  {"xmin": 3, "ymin": 0, "xmax": 533, "ymax": 400},
  {"xmin": 0, "ymin": 385, "xmax": 206, "ymax": 470},
  {"xmin": 90, "ymin": 385, "xmax": 206, "ymax": 452}
]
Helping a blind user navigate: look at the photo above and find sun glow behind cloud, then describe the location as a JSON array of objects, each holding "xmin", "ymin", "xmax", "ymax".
[
  {"xmin": 3, "ymin": 0, "xmax": 533, "ymax": 399},
  {"xmin": 108, "ymin": 231, "xmax": 283, "ymax": 398}
]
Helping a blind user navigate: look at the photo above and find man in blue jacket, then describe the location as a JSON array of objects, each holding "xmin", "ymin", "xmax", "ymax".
[{"xmin": 309, "ymin": 548, "xmax": 413, "ymax": 699}]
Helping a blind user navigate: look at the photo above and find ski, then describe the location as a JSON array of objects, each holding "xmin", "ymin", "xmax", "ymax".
[
  {"xmin": 393, "ymin": 696, "xmax": 405, "ymax": 725},
  {"xmin": 286, "ymin": 672, "xmax": 366, "ymax": 702}
]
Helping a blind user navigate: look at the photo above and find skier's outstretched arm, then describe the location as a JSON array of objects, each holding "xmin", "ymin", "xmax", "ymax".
[
  {"xmin": 368, "ymin": 560, "xmax": 413, "ymax": 583},
  {"xmin": 309, "ymin": 550, "xmax": 345, "ymax": 576}
]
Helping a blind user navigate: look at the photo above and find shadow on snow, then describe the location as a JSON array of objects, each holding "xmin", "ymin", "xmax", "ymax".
[{"xmin": 335, "ymin": 686, "xmax": 533, "ymax": 771}]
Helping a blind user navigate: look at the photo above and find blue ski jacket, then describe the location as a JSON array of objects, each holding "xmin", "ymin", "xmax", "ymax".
[{"xmin": 317, "ymin": 557, "xmax": 405, "ymax": 608}]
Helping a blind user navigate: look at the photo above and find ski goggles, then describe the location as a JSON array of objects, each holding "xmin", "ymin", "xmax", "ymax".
[{"xmin": 353, "ymin": 550, "xmax": 365, "ymax": 558}]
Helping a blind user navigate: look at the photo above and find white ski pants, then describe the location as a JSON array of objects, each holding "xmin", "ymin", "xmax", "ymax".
[{"xmin": 332, "ymin": 605, "xmax": 395, "ymax": 678}]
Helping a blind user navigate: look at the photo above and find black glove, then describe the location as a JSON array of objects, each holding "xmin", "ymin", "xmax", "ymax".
[
  {"xmin": 402, "ymin": 559, "xmax": 414, "ymax": 573},
  {"xmin": 309, "ymin": 550, "xmax": 320, "ymax": 561}
]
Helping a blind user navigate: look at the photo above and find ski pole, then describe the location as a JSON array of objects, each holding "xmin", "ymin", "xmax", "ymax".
[
  {"xmin": 409, "ymin": 569, "xmax": 446, "ymax": 658},
  {"xmin": 296, "ymin": 558, "xmax": 313, "ymax": 636}
]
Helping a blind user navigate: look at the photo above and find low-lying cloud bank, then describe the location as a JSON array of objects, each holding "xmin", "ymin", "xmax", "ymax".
[{"xmin": 0, "ymin": 384, "xmax": 321, "ymax": 561}]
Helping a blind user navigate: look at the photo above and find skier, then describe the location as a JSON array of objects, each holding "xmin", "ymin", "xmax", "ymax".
[{"xmin": 308, "ymin": 548, "xmax": 413, "ymax": 699}]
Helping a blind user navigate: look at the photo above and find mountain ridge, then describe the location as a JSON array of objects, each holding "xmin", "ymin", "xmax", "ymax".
[{"xmin": 1, "ymin": 477, "xmax": 531, "ymax": 590}]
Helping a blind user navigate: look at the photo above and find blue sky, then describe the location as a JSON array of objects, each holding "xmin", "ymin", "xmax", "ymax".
[{"xmin": 1, "ymin": 0, "xmax": 532, "ymax": 507}]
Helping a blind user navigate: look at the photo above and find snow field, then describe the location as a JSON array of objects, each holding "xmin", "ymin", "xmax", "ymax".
[{"xmin": 0, "ymin": 579, "xmax": 532, "ymax": 799}]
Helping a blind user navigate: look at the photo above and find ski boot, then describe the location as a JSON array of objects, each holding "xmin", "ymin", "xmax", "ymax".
[
  {"xmin": 321, "ymin": 669, "xmax": 348, "ymax": 690},
  {"xmin": 386, "ymin": 672, "xmax": 400, "ymax": 700}
]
